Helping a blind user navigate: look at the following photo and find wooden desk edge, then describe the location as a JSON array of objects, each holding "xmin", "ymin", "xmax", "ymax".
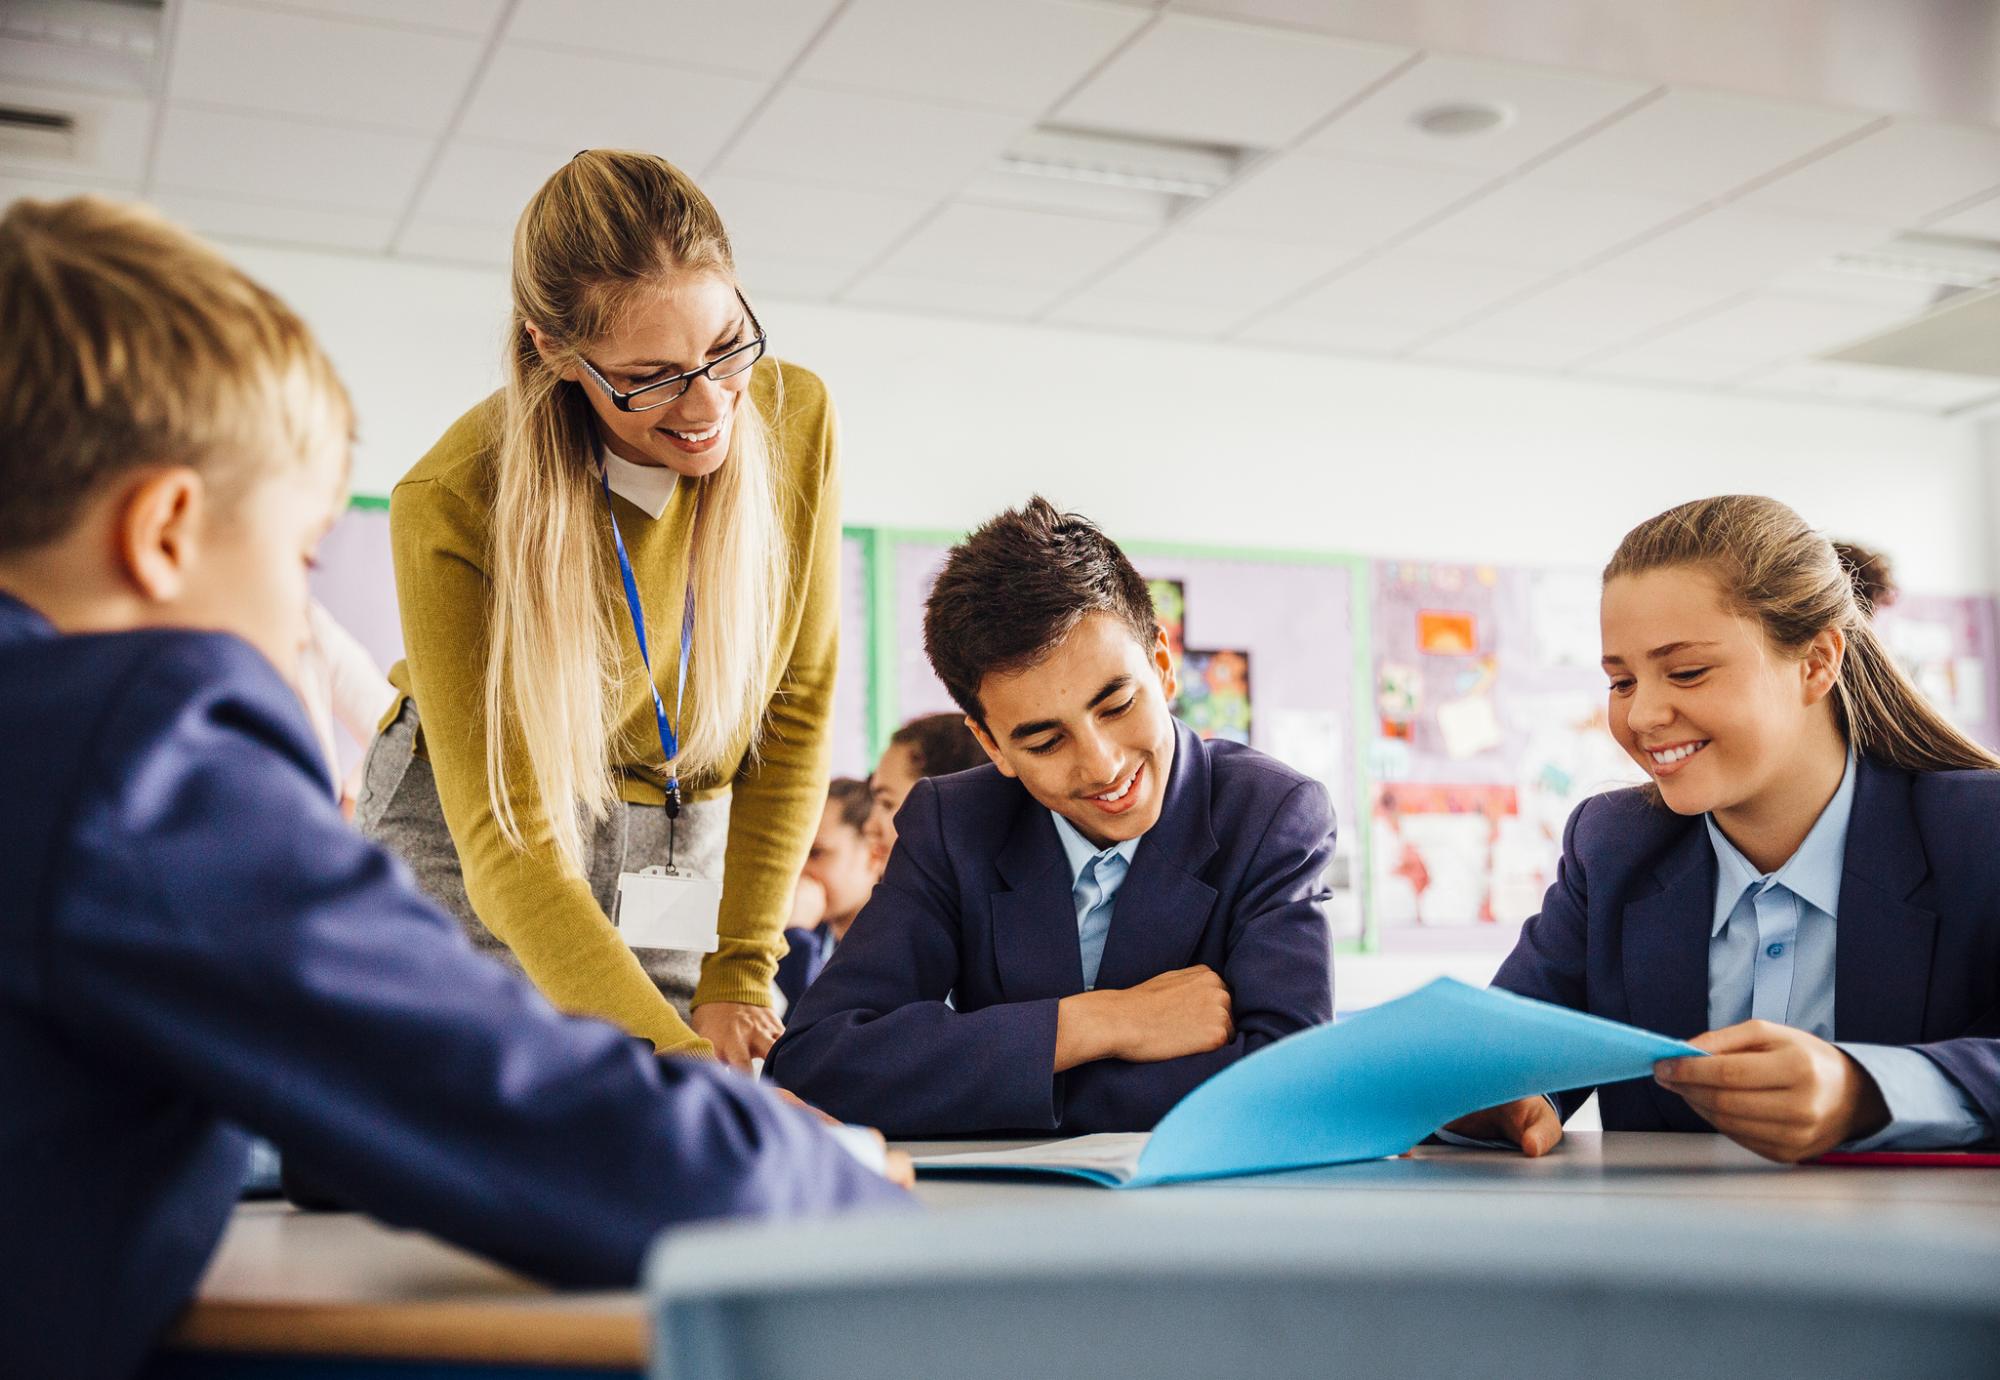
[{"xmin": 164, "ymin": 1300, "xmax": 647, "ymax": 1370}]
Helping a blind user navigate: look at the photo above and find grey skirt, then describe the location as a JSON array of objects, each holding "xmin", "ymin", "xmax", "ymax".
[{"xmin": 356, "ymin": 700, "xmax": 719, "ymax": 1017}]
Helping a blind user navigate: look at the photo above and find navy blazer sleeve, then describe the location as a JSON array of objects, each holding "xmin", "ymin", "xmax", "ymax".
[
  {"xmin": 43, "ymin": 637, "xmax": 907, "ymax": 1289},
  {"xmin": 768, "ymin": 781, "xmax": 1068, "ymax": 1134},
  {"xmin": 1490, "ymin": 795, "xmax": 1599, "ymax": 1122},
  {"xmin": 1055, "ymin": 779, "xmax": 1336, "ymax": 1131}
]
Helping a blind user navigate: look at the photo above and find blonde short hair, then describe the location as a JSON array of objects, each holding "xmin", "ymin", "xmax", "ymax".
[{"xmin": 0, "ymin": 194, "xmax": 351, "ymax": 554}]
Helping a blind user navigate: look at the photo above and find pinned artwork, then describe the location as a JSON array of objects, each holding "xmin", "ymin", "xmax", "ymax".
[
  {"xmin": 1176, "ymin": 648, "xmax": 1253, "ymax": 745},
  {"xmin": 1417, "ymin": 610, "xmax": 1478, "ymax": 655}
]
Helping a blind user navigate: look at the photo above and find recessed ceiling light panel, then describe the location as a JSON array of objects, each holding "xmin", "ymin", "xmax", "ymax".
[{"xmin": 1410, "ymin": 101, "xmax": 1516, "ymax": 138}]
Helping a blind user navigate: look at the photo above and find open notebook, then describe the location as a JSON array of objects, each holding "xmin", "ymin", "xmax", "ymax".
[{"xmin": 914, "ymin": 978, "xmax": 1702, "ymax": 1188}]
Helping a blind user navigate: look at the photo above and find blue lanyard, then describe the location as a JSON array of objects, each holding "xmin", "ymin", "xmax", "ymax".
[{"xmin": 598, "ymin": 461, "xmax": 696, "ymax": 818}]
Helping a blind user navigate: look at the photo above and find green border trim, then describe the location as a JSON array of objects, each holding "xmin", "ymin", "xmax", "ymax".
[{"xmin": 348, "ymin": 493, "xmax": 390, "ymax": 511}]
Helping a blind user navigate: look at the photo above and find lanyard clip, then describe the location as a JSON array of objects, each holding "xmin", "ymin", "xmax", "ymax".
[{"xmin": 666, "ymin": 778, "xmax": 682, "ymax": 820}]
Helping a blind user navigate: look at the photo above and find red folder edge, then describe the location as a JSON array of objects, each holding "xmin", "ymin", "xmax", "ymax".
[{"xmin": 1814, "ymin": 1151, "xmax": 2000, "ymax": 1167}]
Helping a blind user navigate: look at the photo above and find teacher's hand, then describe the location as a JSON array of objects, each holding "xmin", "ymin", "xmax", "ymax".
[
  {"xmin": 1442, "ymin": 1096, "xmax": 1564, "ymax": 1156},
  {"xmin": 691, "ymin": 1001, "xmax": 784, "ymax": 1071}
]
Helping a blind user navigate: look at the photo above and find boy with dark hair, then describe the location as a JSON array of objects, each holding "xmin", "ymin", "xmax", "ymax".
[
  {"xmin": 0, "ymin": 196, "xmax": 906, "ymax": 1380},
  {"xmin": 770, "ymin": 497, "xmax": 1335, "ymax": 1136}
]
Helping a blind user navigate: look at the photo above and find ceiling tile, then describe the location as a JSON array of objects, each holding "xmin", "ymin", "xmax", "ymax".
[
  {"xmin": 1055, "ymin": 13, "xmax": 1411, "ymax": 150},
  {"xmin": 168, "ymin": 0, "xmax": 482, "ymax": 132},
  {"xmin": 406, "ymin": 140, "xmax": 568, "ymax": 229},
  {"xmin": 1743, "ymin": 118, "xmax": 2000, "ymax": 225},
  {"xmin": 0, "ymin": 173, "xmax": 140, "ymax": 207},
  {"xmin": 1236, "ymin": 251, "xmax": 1549, "ymax": 353},
  {"xmin": 842, "ymin": 270, "xmax": 1054, "ymax": 320},
  {"xmin": 1589, "ymin": 206, "xmax": 1896, "ymax": 294},
  {"xmin": 1641, "ymin": 292, "xmax": 1914, "ymax": 363},
  {"xmin": 1583, "ymin": 346, "xmax": 1764, "ymax": 387},
  {"xmin": 956, "ymin": 168, "xmax": 1174, "ymax": 224},
  {"xmin": 1418, "ymin": 274, "xmax": 1739, "ymax": 363},
  {"xmin": 1302, "ymin": 52, "xmax": 1648, "ymax": 174},
  {"xmin": 225, "ymin": 0, "xmax": 507, "ymax": 33},
  {"xmin": 153, "ymin": 106, "xmax": 433, "ymax": 213},
  {"xmin": 1044, "ymin": 290, "xmax": 1249, "ymax": 336},
  {"xmin": 1765, "ymin": 265, "xmax": 1949, "ymax": 316},
  {"xmin": 1926, "ymin": 190, "xmax": 2000, "ymax": 239},
  {"xmin": 1190, "ymin": 152, "xmax": 1486, "ymax": 249},
  {"xmin": 396, "ymin": 215, "xmax": 513, "ymax": 267},
  {"xmin": 1740, "ymin": 360, "xmax": 1931, "ymax": 406},
  {"xmin": 0, "ymin": 80, "xmax": 153, "ymax": 183},
  {"xmin": 1088, "ymin": 228, "xmax": 1353, "ymax": 306},
  {"xmin": 151, "ymin": 190, "xmax": 396, "ymax": 251},
  {"xmin": 458, "ymin": 43, "xmax": 767, "ymax": 165},
  {"xmin": 873, "ymin": 201, "xmax": 1156, "ymax": 289},
  {"xmin": 1534, "ymin": 88, "xmax": 1878, "ymax": 203},
  {"xmin": 504, "ymin": 0, "xmax": 842, "ymax": 79},
  {"xmin": 795, "ymin": 0, "xmax": 1148, "ymax": 114},
  {"xmin": 701, "ymin": 172, "xmax": 935, "ymax": 271},
  {"xmin": 1395, "ymin": 179, "xmax": 1690, "ymax": 269},
  {"xmin": 1889, "ymin": 372, "xmax": 2000, "ymax": 410},
  {"xmin": 729, "ymin": 254, "xmax": 854, "ymax": 301},
  {"xmin": 716, "ymin": 86, "xmax": 1025, "ymax": 198}
]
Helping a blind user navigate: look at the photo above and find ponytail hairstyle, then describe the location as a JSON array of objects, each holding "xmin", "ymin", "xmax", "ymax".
[
  {"xmin": 486, "ymin": 150, "xmax": 788, "ymax": 871},
  {"xmin": 1605, "ymin": 496, "xmax": 1999, "ymax": 776}
]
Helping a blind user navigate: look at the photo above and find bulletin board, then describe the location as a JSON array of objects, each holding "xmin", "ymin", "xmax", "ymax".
[
  {"xmin": 889, "ymin": 535, "xmax": 1366, "ymax": 939},
  {"xmin": 1365, "ymin": 560, "xmax": 1642, "ymax": 949},
  {"xmin": 1874, "ymin": 594, "xmax": 2000, "ymax": 752}
]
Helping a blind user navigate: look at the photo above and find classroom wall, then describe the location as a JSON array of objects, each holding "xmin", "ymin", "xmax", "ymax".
[{"xmin": 225, "ymin": 241, "xmax": 1996, "ymax": 594}]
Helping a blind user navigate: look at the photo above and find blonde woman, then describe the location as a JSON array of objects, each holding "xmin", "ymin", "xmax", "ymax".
[{"xmin": 361, "ymin": 151, "xmax": 839, "ymax": 1067}]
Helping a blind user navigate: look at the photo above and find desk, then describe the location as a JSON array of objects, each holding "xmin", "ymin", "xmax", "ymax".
[{"xmin": 160, "ymin": 1134, "xmax": 2000, "ymax": 1376}]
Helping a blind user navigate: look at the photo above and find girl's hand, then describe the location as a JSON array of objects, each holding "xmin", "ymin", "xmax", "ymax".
[
  {"xmin": 1654, "ymin": 1020, "xmax": 1890, "ymax": 1162},
  {"xmin": 1441, "ymin": 1095, "xmax": 1564, "ymax": 1156},
  {"xmin": 690, "ymin": 1001, "xmax": 785, "ymax": 1071}
]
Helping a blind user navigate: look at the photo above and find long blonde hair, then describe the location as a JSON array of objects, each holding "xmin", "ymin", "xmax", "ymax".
[
  {"xmin": 1605, "ymin": 495, "xmax": 2000, "ymax": 775},
  {"xmin": 486, "ymin": 151, "xmax": 788, "ymax": 869}
]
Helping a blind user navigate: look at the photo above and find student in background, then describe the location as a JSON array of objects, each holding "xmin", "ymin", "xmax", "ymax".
[
  {"xmin": 1450, "ymin": 496, "xmax": 1999, "ymax": 1161},
  {"xmin": 367, "ymin": 150, "xmax": 845, "ymax": 1069},
  {"xmin": 770, "ymin": 498, "xmax": 1336, "ymax": 1136},
  {"xmin": 297, "ymin": 597, "xmax": 398, "ymax": 817},
  {"xmin": 0, "ymin": 196, "xmax": 907, "ymax": 1380},
  {"xmin": 1832, "ymin": 539, "xmax": 1899, "ymax": 615},
  {"xmin": 776, "ymin": 778, "xmax": 880, "ymax": 1012},
  {"xmin": 867, "ymin": 711, "xmax": 989, "ymax": 859}
]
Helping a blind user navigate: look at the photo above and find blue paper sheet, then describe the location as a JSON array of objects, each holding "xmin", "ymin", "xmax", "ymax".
[{"xmin": 915, "ymin": 978, "xmax": 1704, "ymax": 1188}]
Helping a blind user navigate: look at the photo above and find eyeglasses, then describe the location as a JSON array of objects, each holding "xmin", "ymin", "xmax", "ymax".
[{"xmin": 576, "ymin": 290, "xmax": 766, "ymax": 413}]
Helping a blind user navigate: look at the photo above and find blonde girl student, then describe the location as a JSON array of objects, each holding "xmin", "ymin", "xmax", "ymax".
[
  {"xmin": 363, "ymin": 151, "xmax": 840, "ymax": 1066},
  {"xmin": 1451, "ymin": 496, "xmax": 2000, "ymax": 1161}
]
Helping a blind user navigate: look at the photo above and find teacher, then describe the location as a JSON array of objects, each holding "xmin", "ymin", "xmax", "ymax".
[{"xmin": 360, "ymin": 150, "xmax": 838, "ymax": 1067}]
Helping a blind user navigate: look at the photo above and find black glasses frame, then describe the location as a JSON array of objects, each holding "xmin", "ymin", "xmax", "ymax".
[{"xmin": 577, "ymin": 289, "xmax": 766, "ymax": 413}]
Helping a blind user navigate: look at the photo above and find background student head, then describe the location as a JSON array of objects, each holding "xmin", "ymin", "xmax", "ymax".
[
  {"xmin": 0, "ymin": 195, "xmax": 351, "ymax": 670},
  {"xmin": 867, "ymin": 712, "xmax": 988, "ymax": 857},
  {"xmin": 801, "ymin": 778, "xmax": 879, "ymax": 941},
  {"xmin": 923, "ymin": 496, "xmax": 1178, "ymax": 850},
  {"xmin": 1600, "ymin": 494, "xmax": 1995, "ymax": 857},
  {"xmin": 1830, "ymin": 539, "xmax": 1899, "ymax": 616}
]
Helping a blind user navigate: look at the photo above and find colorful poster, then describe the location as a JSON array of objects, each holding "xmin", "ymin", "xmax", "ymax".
[
  {"xmin": 1148, "ymin": 578, "xmax": 1186, "ymax": 662},
  {"xmin": 1176, "ymin": 647, "xmax": 1252, "ymax": 745}
]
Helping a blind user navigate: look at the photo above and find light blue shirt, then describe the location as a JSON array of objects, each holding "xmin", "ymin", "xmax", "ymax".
[
  {"xmin": 1052, "ymin": 813, "xmax": 1140, "ymax": 991},
  {"xmin": 1704, "ymin": 750, "xmax": 1987, "ymax": 1150}
]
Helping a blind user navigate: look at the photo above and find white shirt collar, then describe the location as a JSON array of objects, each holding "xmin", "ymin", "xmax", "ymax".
[{"xmin": 599, "ymin": 446, "xmax": 680, "ymax": 521}]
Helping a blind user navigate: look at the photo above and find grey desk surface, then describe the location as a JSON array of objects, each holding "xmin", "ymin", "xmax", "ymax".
[{"xmin": 171, "ymin": 1134, "xmax": 2000, "ymax": 1365}]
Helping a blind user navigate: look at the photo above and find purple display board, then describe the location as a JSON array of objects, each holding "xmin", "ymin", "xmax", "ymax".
[
  {"xmin": 894, "ymin": 539, "xmax": 1362, "ymax": 937},
  {"xmin": 1875, "ymin": 594, "xmax": 2000, "ymax": 751},
  {"xmin": 1367, "ymin": 560, "xmax": 1640, "ymax": 948}
]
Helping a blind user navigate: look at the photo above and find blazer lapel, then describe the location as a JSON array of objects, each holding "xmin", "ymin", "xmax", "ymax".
[
  {"xmin": 989, "ymin": 798, "xmax": 1088, "ymax": 1003},
  {"xmin": 1835, "ymin": 759, "xmax": 1938, "ymax": 1045},
  {"xmin": 1621, "ymin": 822, "xmax": 1718, "ymax": 1043},
  {"xmin": 1091, "ymin": 722, "xmax": 1220, "ymax": 993}
]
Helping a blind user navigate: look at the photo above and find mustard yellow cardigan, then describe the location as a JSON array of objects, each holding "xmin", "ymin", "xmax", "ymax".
[{"xmin": 384, "ymin": 359, "xmax": 839, "ymax": 1055}]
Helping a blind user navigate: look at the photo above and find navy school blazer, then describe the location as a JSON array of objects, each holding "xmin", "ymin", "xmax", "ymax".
[
  {"xmin": 768, "ymin": 719, "xmax": 1337, "ymax": 1137},
  {"xmin": 0, "ymin": 595, "xmax": 905, "ymax": 1380},
  {"xmin": 1494, "ymin": 755, "xmax": 2000, "ymax": 1134}
]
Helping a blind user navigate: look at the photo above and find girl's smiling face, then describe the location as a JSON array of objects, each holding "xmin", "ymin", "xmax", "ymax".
[{"xmin": 1600, "ymin": 565, "xmax": 1844, "ymax": 819}]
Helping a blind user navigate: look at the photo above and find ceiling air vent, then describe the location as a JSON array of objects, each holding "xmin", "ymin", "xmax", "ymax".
[
  {"xmin": 1819, "ymin": 234, "xmax": 2000, "ymax": 381},
  {"xmin": 0, "ymin": 104, "xmax": 80, "ymax": 161}
]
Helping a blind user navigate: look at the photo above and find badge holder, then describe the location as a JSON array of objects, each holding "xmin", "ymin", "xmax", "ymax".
[{"xmin": 616, "ymin": 813, "xmax": 721, "ymax": 953}]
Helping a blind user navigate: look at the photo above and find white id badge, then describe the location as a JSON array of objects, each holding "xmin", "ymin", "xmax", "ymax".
[{"xmin": 615, "ymin": 866, "xmax": 722, "ymax": 952}]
